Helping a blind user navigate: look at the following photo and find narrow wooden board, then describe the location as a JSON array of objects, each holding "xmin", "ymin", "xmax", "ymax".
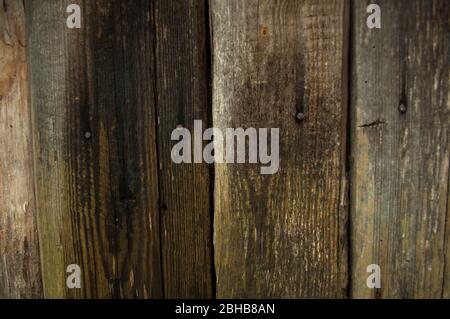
[
  {"xmin": 26, "ymin": 0, "xmax": 162, "ymax": 298},
  {"xmin": 350, "ymin": 0, "xmax": 450, "ymax": 298},
  {"xmin": 211, "ymin": 0, "xmax": 349, "ymax": 298},
  {"xmin": 154, "ymin": 0, "xmax": 213, "ymax": 298},
  {"xmin": 0, "ymin": 0, "xmax": 43, "ymax": 298}
]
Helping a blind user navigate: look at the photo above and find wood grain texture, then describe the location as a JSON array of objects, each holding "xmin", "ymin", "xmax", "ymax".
[
  {"xmin": 27, "ymin": 0, "xmax": 162, "ymax": 298},
  {"xmin": 0, "ymin": 0, "xmax": 43, "ymax": 298},
  {"xmin": 154, "ymin": 0, "xmax": 213, "ymax": 298},
  {"xmin": 350, "ymin": 0, "xmax": 450, "ymax": 298},
  {"xmin": 211, "ymin": 0, "xmax": 349, "ymax": 298}
]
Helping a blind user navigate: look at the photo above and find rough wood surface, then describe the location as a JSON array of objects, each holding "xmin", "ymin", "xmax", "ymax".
[
  {"xmin": 154, "ymin": 0, "xmax": 213, "ymax": 298},
  {"xmin": 27, "ymin": 0, "xmax": 162, "ymax": 298},
  {"xmin": 350, "ymin": 0, "xmax": 450, "ymax": 298},
  {"xmin": 211, "ymin": 0, "xmax": 349, "ymax": 298},
  {"xmin": 0, "ymin": 0, "xmax": 43, "ymax": 298}
]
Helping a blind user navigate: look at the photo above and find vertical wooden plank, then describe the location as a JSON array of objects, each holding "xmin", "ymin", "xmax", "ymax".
[
  {"xmin": 0, "ymin": 0, "xmax": 43, "ymax": 298},
  {"xmin": 445, "ymin": 175, "xmax": 450, "ymax": 298},
  {"xmin": 154, "ymin": 0, "xmax": 213, "ymax": 298},
  {"xmin": 27, "ymin": 0, "xmax": 162, "ymax": 298},
  {"xmin": 211, "ymin": 0, "xmax": 349, "ymax": 298},
  {"xmin": 350, "ymin": 0, "xmax": 449, "ymax": 298}
]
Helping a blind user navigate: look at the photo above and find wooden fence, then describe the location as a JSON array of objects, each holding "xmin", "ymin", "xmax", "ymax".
[{"xmin": 0, "ymin": 0, "xmax": 448, "ymax": 299}]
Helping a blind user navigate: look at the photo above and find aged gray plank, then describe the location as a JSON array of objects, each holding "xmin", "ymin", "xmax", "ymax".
[
  {"xmin": 0, "ymin": 0, "xmax": 43, "ymax": 298},
  {"xmin": 212, "ymin": 0, "xmax": 349, "ymax": 298},
  {"xmin": 350, "ymin": 0, "xmax": 450, "ymax": 298}
]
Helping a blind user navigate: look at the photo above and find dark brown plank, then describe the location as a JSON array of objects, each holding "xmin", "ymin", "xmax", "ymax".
[
  {"xmin": 211, "ymin": 0, "xmax": 349, "ymax": 298},
  {"xmin": 26, "ymin": 0, "xmax": 162, "ymax": 298},
  {"xmin": 350, "ymin": 0, "xmax": 450, "ymax": 298},
  {"xmin": 0, "ymin": 0, "xmax": 43, "ymax": 298},
  {"xmin": 154, "ymin": 0, "xmax": 213, "ymax": 298}
]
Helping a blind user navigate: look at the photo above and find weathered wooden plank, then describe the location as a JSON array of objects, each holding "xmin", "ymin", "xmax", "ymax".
[
  {"xmin": 211, "ymin": 0, "xmax": 349, "ymax": 298},
  {"xmin": 0, "ymin": 0, "xmax": 43, "ymax": 298},
  {"xmin": 27, "ymin": 0, "xmax": 162, "ymax": 298},
  {"xmin": 350, "ymin": 0, "xmax": 450, "ymax": 298},
  {"xmin": 154, "ymin": 0, "xmax": 213, "ymax": 298}
]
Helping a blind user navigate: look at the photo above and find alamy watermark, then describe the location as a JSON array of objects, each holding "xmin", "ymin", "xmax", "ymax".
[
  {"xmin": 66, "ymin": 264, "xmax": 81, "ymax": 289},
  {"xmin": 367, "ymin": 4, "xmax": 381, "ymax": 29},
  {"xmin": 366, "ymin": 264, "xmax": 381, "ymax": 289},
  {"xmin": 171, "ymin": 120, "xmax": 280, "ymax": 175},
  {"xmin": 66, "ymin": 4, "xmax": 81, "ymax": 29}
]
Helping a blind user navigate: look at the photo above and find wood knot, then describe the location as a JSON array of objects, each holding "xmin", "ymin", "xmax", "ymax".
[{"xmin": 260, "ymin": 26, "xmax": 269, "ymax": 37}]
